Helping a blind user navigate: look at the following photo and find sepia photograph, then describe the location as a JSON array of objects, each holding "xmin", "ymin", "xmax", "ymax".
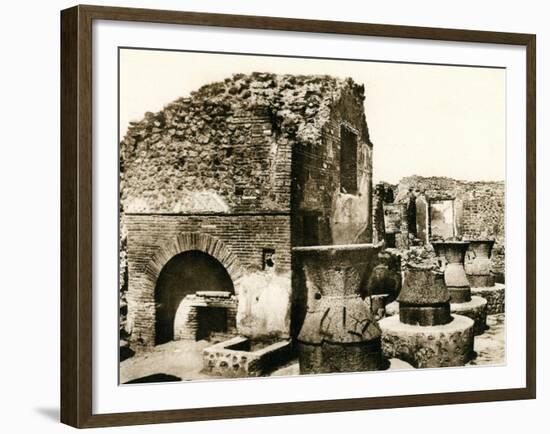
[{"xmin": 118, "ymin": 48, "xmax": 506, "ymax": 384}]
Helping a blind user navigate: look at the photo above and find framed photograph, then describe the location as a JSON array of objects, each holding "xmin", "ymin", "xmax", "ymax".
[{"xmin": 60, "ymin": 4, "xmax": 536, "ymax": 428}]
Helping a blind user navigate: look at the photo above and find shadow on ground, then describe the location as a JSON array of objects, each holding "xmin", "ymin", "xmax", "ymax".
[{"xmin": 124, "ymin": 373, "xmax": 182, "ymax": 384}]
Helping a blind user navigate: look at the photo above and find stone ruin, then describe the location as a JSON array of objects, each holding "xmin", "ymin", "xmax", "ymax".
[
  {"xmin": 373, "ymin": 176, "xmax": 506, "ymax": 283},
  {"xmin": 119, "ymin": 71, "xmax": 505, "ymax": 379},
  {"xmin": 120, "ymin": 72, "xmax": 378, "ymax": 377}
]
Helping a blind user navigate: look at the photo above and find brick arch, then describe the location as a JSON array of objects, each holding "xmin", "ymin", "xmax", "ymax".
[{"xmin": 143, "ymin": 232, "xmax": 244, "ymax": 296}]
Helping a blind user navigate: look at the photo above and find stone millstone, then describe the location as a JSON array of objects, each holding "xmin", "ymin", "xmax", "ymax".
[
  {"xmin": 298, "ymin": 339, "xmax": 382, "ymax": 374},
  {"xmin": 294, "ymin": 244, "xmax": 384, "ymax": 374},
  {"xmin": 297, "ymin": 296, "xmax": 382, "ymax": 344},
  {"xmin": 465, "ymin": 240, "xmax": 496, "ymax": 288},
  {"xmin": 379, "ymin": 314, "xmax": 474, "ymax": 368},
  {"xmin": 432, "ymin": 241, "xmax": 472, "ymax": 303},
  {"xmin": 397, "ymin": 267, "xmax": 450, "ymax": 305},
  {"xmin": 397, "ymin": 267, "xmax": 451, "ymax": 326}
]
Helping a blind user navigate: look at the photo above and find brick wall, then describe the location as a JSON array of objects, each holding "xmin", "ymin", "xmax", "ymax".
[
  {"xmin": 392, "ymin": 176, "xmax": 505, "ymax": 278},
  {"xmin": 120, "ymin": 73, "xmax": 360, "ymax": 216},
  {"xmin": 173, "ymin": 295, "xmax": 238, "ymax": 341},
  {"xmin": 121, "ymin": 107, "xmax": 291, "ymax": 214},
  {"xmin": 292, "ymin": 85, "xmax": 373, "ymax": 246},
  {"xmin": 125, "ymin": 213, "xmax": 291, "ymax": 348},
  {"xmin": 120, "ymin": 74, "xmax": 376, "ymax": 349}
]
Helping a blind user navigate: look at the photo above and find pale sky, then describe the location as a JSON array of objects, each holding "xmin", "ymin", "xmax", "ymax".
[{"xmin": 120, "ymin": 48, "xmax": 505, "ymax": 184}]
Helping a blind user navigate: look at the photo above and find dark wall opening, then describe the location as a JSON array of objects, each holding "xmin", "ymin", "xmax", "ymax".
[
  {"xmin": 196, "ymin": 307, "xmax": 228, "ymax": 341},
  {"xmin": 302, "ymin": 212, "xmax": 320, "ymax": 246},
  {"xmin": 154, "ymin": 250, "xmax": 234, "ymax": 345},
  {"xmin": 340, "ymin": 126, "xmax": 358, "ymax": 194}
]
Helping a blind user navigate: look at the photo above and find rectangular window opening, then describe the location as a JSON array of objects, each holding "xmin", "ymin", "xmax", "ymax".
[
  {"xmin": 340, "ymin": 126, "xmax": 358, "ymax": 194},
  {"xmin": 302, "ymin": 213, "xmax": 320, "ymax": 246}
]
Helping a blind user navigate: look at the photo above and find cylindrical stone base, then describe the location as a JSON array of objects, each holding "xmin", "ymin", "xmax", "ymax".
[
  {"xmin": 298, "ymin": 339, "xmax": 382, "ymax": 374},
  {"xmin": 451, "ymin": 296, "xmax": 488, "ymax": 335},
  {"xmin": 471, "ymin": 283, "xmax": 505, "ymax": 314},
  {"xmin": 379, "ymin": 314, "xmax": 474, "ymax": 368}
]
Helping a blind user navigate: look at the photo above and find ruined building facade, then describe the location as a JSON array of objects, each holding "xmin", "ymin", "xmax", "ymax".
[
  {"xmin": 373, "ymin": 176, "xmax": 505, "ymax": 280},
  {"xmin": 120, "ymin": 73, "xmax": 373, "ymax": 349}
]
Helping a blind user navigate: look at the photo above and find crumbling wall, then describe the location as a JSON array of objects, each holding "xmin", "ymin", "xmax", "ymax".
[
  {"xmin": 121, "ymin": 73, "xmax": 374, "ymax": 347},
  {"xmin": 125, "ymin": 214, "xmax": 291, "ymax": 347},
  {"xmin": 393, "ymin": 176, "xmax": 505, "ymax": 279},
  {"xmin": 120, "ymin": 73, "xmax": 357, "ymax": 215},
  {"xmin": 292, "ymin": 80, "xmax": 373, "ymax": 246}
]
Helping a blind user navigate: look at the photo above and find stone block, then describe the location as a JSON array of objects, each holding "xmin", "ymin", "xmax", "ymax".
[
  {"xmin": 202, "ymin": 336, "xmax": 292, "ymax": 377},
  {"xmin": 471, "ymin": 284, "xmax": 505, "ymax": 314}
]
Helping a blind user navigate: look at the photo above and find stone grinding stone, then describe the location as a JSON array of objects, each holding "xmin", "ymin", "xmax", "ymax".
[
  {"xmin": 298, "ymin": 296, "xmax": 382, "ymax": 344},
  {"xmin": 451, "ymin": 296, "xmax": 488, "ymax": 336},
  {"xmin": 379, "ymin": 314, "xmax": 474, "ymax": 368},
  {"xmin": 471, "ymin": 284, "xmax": 505, "ymax": 315},
  {"xmin": 397, "ymin": 267, "xmax": 449, "ymax": 305},
  {"xmin": 298, "ymin": 339, "xmax": 382, "ymax": 374}
]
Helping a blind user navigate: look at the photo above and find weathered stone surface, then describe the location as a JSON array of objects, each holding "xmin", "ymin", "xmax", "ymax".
[
  {"xmin": 125, "ymin": 217, "xmax": 292, "ymax": 348},
  {"xmin": 299, "ymin": 340, "xmax": 382, "ymax": 374},
  {"xmin": 377, "ymin": 177, "xmax": 505, "ymax": 279},
  {"xmin": 294, "ymin": 244, "xmax": 382, "ymax": 344},
  {"xmin": 366, "ymin": 262, "xmax": 401, "ymax": 299},
  {"xmin": 379, "ymin": 314, "xmax": 474, "ymax": 368},
  {"xmin": 202, "ymin": 336, "xmax": 292, "ymax": 377},
  {"xmin": 468, "ymin": 274, "xmax": 495, "ymax": 288},
  {"xmin": 121, "ymin": 74, "xmax": 352, "ymax": 214},
  {"xmin": 397, "ymin": 267, "xmax": 449, "ymax": 305},
  {"xmin": 465, "ymin": 240, "xmax": 496, "ymax": 287},
  {"xmin": 298, "ymin": 296, "xmax": 381, "ymax": 344},
  {"xmin": 432, "ymin": 241, "xmax": 472, "ymax": 303},
  {"xmin": 368, "ymin": 293, "xmax": 391, "ymax": 320},
  {"xmin": 173, "ymin": 294, "xmax": 237, "ymax": 341},
  {"xmin": 471, "ymin": 284, "xmax": 505, "ymax": 314},
  {"xmin": 122, "ymin": 73, "xmax": 376, "ymax": 351},
  {"xmin": 450, "ymin": 296, "xmax": 488, "ymax": 336},
  {"xmin": 398, "ymin": 245, "xmax": 439, "ymax": 270},
  {"xmin": 294, "ymin": 244, "xmax": 383, "ymax": 372}
]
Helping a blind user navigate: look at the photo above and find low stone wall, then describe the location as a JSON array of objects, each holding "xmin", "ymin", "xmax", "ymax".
[
  {"xmin": 471, "ymin": 284, "xmax": 505, "ymax": 314},
  {"xmin": 202, "ymin": 336, "xmax": 292, "ymax": 377}
]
